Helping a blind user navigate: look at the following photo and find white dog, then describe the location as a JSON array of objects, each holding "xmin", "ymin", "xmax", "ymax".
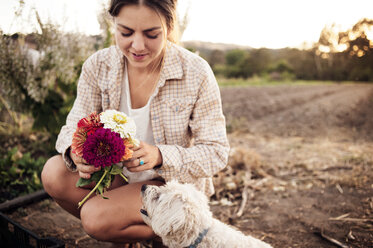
[{"xmin": 140, "ymin": 181, "xmax": 273, "ymax": 248}]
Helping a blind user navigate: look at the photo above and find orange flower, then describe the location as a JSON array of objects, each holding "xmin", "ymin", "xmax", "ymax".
[
  {"xmin": 71, "ymin": 127, "xmax": 87, "ymax": 157},
  {"xmin": 121, "ymin": 138, "xmax": 134, "ymax": 161}
]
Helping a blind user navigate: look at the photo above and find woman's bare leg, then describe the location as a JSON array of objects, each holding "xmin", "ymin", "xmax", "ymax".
[
  {"xmin": 80, "ymin": 180, "xmax": 164, "ymax": 243},
  {"xmin": 42, "ymin": 155, "xmax": 163, "ymax": 243},
  {"xmin": 41, "ymin": 155, "xmax": 126, "ymax": 218}
]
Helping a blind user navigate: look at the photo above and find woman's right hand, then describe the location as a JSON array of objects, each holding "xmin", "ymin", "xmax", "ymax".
[{"xmin": 70, "ymin": 149, "xmax": 101, "ymax": 179}]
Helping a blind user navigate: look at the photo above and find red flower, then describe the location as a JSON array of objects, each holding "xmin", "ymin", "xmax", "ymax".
[
  {"xmin": 72, "ymin": 112, "xmax": 103, "ymax": 157},
  {"xmin": 82, "ymin": 128, "xmax": 125, "ymax": 167}
]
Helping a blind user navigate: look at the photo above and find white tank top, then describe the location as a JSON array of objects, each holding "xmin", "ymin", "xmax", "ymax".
[{"xmin": 119, "ymin": 62, "xmax": 158, "ymax": 183}]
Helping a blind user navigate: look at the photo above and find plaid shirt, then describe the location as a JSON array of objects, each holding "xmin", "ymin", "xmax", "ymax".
[{"xmin": 56, "ymin": 42, "xmax": 229, "ymax": 196}]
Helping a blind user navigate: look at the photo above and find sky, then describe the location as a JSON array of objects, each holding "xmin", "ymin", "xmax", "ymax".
[{"xmin": 0, "ymin": 0, "xmax": 372, "ymax": 49}]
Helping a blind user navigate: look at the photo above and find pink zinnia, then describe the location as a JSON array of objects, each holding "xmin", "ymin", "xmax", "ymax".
[{"xmin": 82, "ymin": 128, "xmax": 125, "ymax": 167}]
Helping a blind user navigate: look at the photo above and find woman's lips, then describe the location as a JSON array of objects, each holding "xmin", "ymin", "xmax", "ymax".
[{"xmin": 131, "ymin": 52, "xmax": 147, "ymax": 61}]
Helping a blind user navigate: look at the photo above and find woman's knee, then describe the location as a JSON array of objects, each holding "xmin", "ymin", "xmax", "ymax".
[
  {"xmin": 80, "ymin": 203, "xmax": 111, "ymax": 241},
  {"xmin": 41, "ymin": 155, "xmax": 70, "ymax": 198}
]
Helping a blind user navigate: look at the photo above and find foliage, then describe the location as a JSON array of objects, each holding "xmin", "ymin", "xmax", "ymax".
[
  {"xmin": 0, "ymin": 2, "xmax": 109, "ymax": 202},
  {"xmin": 217, "ymin": 77, "xmax": 338, "ymax": 87},
  {"xmin": 97, "ymin": 3, "xmax": 114, "ymax": 49},
  {"xmin": 199, "ymin": 18, "xmax": 373, "ymax": 82},
  {"xmin": 315, "ymin": 18, "xmax": 373, "ymax": 81},
  {"xmin": 0, "ymin": 147, "xmax": 47, "ymax": 202},
  {"xmin": 0, "ymin": 11, "xmax": 96, "ymax": 147},
  {"xmin": 223, "ymin": 49, "xmax": 252, "ymax": 78},
  {"xmin": 209, "ymin": 49, "xmax": 225, "ymax": 68}
]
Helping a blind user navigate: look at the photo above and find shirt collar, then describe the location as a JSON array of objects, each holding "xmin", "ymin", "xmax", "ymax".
[{"xmin": 161, "ymin": 41, "xmax": 183, "ymax": 81}]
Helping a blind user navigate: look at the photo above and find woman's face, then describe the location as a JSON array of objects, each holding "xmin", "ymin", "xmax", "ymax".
[{"xmin": 114, "ymin": 4, "xmax": 167, "ymax": 71}]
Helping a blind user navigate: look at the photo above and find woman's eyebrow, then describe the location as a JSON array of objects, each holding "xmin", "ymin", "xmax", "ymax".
[
  {"xmin": 117, "ymin": 23, "xmax": 133, "ymax": 31},
  {"xmin": 117, "ymin": 23, "xmax": 161, "ymax": 32},
  {"xmin": 143, "ymin": 27, "xmax": 162, "ymax": 32}
]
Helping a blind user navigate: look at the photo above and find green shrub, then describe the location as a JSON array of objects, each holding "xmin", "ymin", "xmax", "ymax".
[{"xmin": 0, "ymin": 147, "xmax": 47, "ymax": 202}]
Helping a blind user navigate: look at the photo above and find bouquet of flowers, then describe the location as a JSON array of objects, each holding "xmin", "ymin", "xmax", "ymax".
[{"xmin": 71, "ymin": 110, "xmax": 139, "ymax": 208}]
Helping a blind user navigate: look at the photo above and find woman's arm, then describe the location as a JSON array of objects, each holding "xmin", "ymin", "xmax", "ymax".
[{"xmin": 156, "ymin": 65, "xmax": 230, "ymax": 183}]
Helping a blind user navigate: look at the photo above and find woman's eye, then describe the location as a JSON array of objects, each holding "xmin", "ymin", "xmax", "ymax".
[
  {"xmin": 121, "ymin": 32, "xmax": 132, "ymax": 37},
  {"xmin": 146, "ymin": 34, "xmax": 158, "ymax": 39}
]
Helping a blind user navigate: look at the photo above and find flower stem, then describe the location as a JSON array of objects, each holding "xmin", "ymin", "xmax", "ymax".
[
  {"xmin": 119, "ymin": 172, "xmax": 128, "ymax": 183},
  {"xmin": 78, "ymin": 170, "xmax": 108, "ymax": 208}
]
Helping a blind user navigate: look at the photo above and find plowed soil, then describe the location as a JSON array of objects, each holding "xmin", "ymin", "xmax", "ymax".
[{"xmin": 6, "ymin": 83, "xmax": 373, "ymax": 248}]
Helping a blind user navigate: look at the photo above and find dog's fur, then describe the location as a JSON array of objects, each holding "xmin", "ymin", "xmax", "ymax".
[{"xmin": 140, "ymin": 181, "xmax": 272, "ymax": 248}]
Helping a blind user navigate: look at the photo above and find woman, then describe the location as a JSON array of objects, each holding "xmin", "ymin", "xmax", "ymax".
[{"xmin": 41, "ymin": 0, "xmax": 229, "ymax": 245}]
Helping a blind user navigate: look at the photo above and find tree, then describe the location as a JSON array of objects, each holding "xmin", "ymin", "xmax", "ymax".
[
  {"xmin": 208, "ymin": 49, "xmax": 225, "ymax": 68},
  {"xmin": 224, "ymin": 49, "xmax": 252, "ymax": 78},
  {"xmin": 314, "ymin": 18, "xmax": 373, "ymax": 82},
  {"xmin": 247, "ymin": 48, "xmax": 270, "ymax": 76}
]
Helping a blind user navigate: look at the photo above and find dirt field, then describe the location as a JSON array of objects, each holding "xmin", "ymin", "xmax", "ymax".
[{"xmin": 7, "ymin": 83, "xmax": 373, "ymax": 247}]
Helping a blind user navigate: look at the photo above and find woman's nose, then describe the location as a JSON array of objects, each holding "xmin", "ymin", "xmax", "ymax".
[{"xmin": 131, "ymin": 34, "xmax": 145, "ymax": 51}]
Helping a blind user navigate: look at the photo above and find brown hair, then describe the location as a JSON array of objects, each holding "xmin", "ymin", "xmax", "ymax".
[{"xmin": 108, "ymin": 0, "xmax": 179, "ymax": 43}]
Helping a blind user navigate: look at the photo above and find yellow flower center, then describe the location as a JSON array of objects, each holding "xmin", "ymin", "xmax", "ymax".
[{"xmin": 113, "ymin": 114, "xmax": 127, "ymax": 124}]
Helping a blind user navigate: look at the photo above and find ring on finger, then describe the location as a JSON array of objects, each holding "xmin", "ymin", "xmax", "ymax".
[{"xmin": 138, "ymin": 158, "xmax": 144, "ymax": 166}]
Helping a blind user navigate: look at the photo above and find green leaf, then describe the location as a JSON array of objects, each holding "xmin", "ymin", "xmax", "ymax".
[
  {"xmin": 97, "ymin": 184, "xmax": 104, "ymax": 196},
  {"xmin": 91, "ymin": 170, "xmax": 104, "ymax": 182},
  {"xmin": 102, "ymin": 174, "xmax": 111, "ymax": 189},
  {"xmin": 76, "ymin": 177, "xmax": 93, "ymax": 187},
  {"xmin": 109, "ymin": 164, "xmax": 123, "ymax": 175},
  {"xmin": 9, "ymin": 166, "xmax": 18, "ymax": 177},
  {"xmin": 32, "ymin": 171, "xmax": 41, "ymax": 186}
]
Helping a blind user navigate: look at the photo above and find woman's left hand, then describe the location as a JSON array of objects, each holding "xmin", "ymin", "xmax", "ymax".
[{"xmin": 122, "ymin": 141, "xmax": 163, "ymax": 172}]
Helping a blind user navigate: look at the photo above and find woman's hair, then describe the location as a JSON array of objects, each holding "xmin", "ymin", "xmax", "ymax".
[{"xmin": 108, "ymin": 0, "xmax": 179, "ymax": 43}]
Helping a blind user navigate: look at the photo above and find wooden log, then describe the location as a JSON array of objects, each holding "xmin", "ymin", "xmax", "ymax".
[{"xmin": 0, "ymin": 189, "xmax": 50, "ymax": 212}]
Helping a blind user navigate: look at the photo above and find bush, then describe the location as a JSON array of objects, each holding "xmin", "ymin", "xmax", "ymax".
[
  {"xmin": 0, "ymin": 12, "xmax": 97, "ymax": 148},
  {"xmin": 0, "ymin": 147, "xmax": 46, "ymax": 202}
]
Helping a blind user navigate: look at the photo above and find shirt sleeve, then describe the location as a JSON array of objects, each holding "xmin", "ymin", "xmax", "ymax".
[
  {"xmin": 55, "ymin": 55, "xmax": 102, "ymax": 171},
  {"xmin": 156, "ymin": 63, "xmax": 230, "ymax": 183}
]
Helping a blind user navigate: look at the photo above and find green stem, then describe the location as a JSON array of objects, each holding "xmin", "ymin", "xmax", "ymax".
[
  {"xmin": 119, "ymin": 172, "xmax": 128, "ymax": 183},
  {"xmin": 78, "ymin": 169, "xmax": 108, "ymax": 208}
]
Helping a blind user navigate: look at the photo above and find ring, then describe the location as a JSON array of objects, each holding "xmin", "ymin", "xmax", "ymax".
[{"xmin": 139, "ymin": 158, "xmax": 144, "ymax": 166}]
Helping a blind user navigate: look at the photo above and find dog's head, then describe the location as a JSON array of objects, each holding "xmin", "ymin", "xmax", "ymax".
[{"xmin": 140, "ymin": 180, "xmax": 212, "ymax": 247}]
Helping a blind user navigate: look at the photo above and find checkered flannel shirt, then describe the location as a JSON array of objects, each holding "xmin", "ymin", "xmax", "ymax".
[{"xmin": 55, "ymin": 42, "xmax": 230, "ymax": 196}]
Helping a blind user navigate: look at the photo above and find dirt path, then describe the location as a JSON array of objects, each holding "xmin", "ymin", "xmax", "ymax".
[{"xmin": 6, "ymin": 83, "xmax": 373, "ymax": 247}]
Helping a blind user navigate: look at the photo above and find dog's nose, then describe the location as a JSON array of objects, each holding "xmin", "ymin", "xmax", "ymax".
[
  {"xmin": 141, "ymin": 184, "xmax": 147, "ymax": 192},
  {"xmin": 140, "ymin": 209, "xmax": 148, "ymax": 216}
]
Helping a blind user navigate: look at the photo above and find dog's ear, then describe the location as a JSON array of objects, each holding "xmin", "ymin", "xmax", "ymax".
[{"xmin": 151, "ymin": 194, "xmax": 200, "ymax": 246}]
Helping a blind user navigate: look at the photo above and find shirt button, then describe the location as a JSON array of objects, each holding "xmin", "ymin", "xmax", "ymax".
[{"xmin": 158, "ymin": 169, "xmax": 163, "ymax": 174}]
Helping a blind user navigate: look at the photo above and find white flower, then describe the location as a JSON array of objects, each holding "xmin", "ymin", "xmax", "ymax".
[
  {"xmin": 130, "ymin": 137, "xmax": 140, "ymax": 147},
  {"xmin": 100, "ymin": 110, "xmax": 136, "ymax": 140}
]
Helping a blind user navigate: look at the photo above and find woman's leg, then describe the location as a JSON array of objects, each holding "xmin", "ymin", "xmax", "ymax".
[
  {"xmin": 42, "ymin": 155, "xmax": 163, "ymax": 243},
  {"xmin": 80, "ymin": 180, "xmax": 164, "ymax": 243},
  {"xmin": 41, "ymin": 155, "xmax": 126, "ymax": 218}
]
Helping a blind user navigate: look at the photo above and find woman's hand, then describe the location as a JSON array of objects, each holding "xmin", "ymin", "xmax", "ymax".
[
  {"xmin": 122, "ymin": 141, "xmax": 163, "ymax": 172},
  {"xmin": 70, "ymin": 149, "xmax": 101, "ymax": 179}
]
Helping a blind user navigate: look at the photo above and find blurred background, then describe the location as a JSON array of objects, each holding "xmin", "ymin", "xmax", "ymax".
[{"xmin": 0, "ymin": 1, "xmax": 372, "ymax": 247}]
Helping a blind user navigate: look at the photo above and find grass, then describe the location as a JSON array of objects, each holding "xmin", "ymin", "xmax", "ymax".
[{"xmin": 216, "ymin": 77, "xmax": 356, "ymax": 87}]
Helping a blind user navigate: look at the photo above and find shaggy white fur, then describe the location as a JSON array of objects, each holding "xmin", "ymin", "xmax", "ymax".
[{"xmin": 140, "ymin": 181, "xmax": 273, "ymax": 248}]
